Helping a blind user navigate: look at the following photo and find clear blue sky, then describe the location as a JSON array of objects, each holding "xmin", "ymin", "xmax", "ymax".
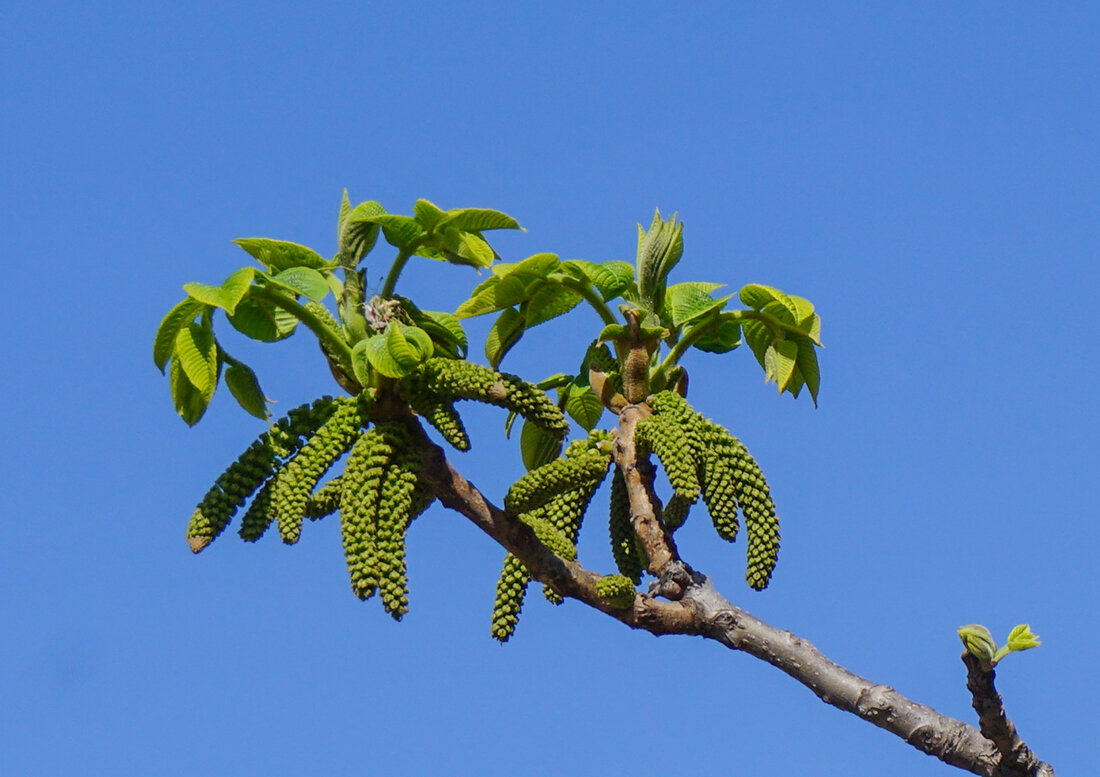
[{"xmin": 2, "ymin": 3, "xmax": 1096, "ymax": 775}]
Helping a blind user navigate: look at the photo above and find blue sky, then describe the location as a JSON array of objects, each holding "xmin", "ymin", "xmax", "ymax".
[{"xmin": 2, "ymin": 3, "xmax": 1096, "ymax": 775}]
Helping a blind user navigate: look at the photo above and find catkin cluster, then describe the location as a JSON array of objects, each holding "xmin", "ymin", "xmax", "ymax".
[
  {"xmin": 404, "ymin": 358, "xmax": 568, "ymax": 450},
  {"xmin": 607, "ymin": 467, "xmax": 645, "ymax": 584},
  {"xmin": 491, "ymin": 433, "xmax": 613, "ymax": 641},
  {"xmin": 340, "ymin": 423, "xmax": 435, "ymax": 619},
  {"xmin": 644, "ymin": 391, "xmax": 782, "ymax": 591},
  {"xmin": 186, "ymin": 396, "xmax": 342, "ymax": 553}
]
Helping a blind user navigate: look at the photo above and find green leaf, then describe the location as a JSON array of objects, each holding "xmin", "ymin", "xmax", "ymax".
[
  {"xmin": 665, "ymin": 282, "xmax": 732, "ymax": 327},
  {"xmin": 739, "ymin": 283, "xmax": 786, "ymax": 311},
  {"xmin": 520, "ymin": 419, "xmax": 563, "ymax": 471},
  {"xmin": 350, "ymin": 339, "xmax": 372, "ymax": 385},
  {"xmin": 170, "ymin": 356, "xmax": 210, "ymax": 426},
  {"xmin": 765, "ymin": 339, "xmax": 799, "ymax": 392},
  {"xmin": 269, "ymin": 267, "xmax": 329, "ymax": 301},
  {"xmin": 358, "ymin": 214, "xmax": 426, "ymax": 251},
  {"xmin": 233, "ymin": 238, "xmax": 327, "ymax": 271},
  {"xmin": 341, "ymin": 200, "xmax": 386, "ymax": 264},
  {"xmin": 762, "ymin": 298, "xmax": 797, "ymax": 326},
  {"xmin": 692, "ymin": 317, "xmax": 742, "ymax": 354},
  {"xmin": 562, "ymin": 384, "xmax": 603, "ymax": 431},
  {"xmin": 485, "ymin": 307, "xmax": 526, "ymax": 369},
  {"xmin": 415, "ymin": 310, "xmax": 468, "ymax": 358},
  {"xmin": 399, "ymin": 323, "xmax": 434, "ymax": 363},
  {"xmin": 414, "ymin": 199, "xmax": 448, "ymax": 231},
  {"xmin": 795, "ymin": 336, "xmax": 820, "ymax": 406},
  {"xmin": 788, "ymin": 294, "xmax": 815, "ymax": 325},
  {"xmin": 181, "ymin": 281, "xmax": 227, "ymax": 309},
  {"xmin": 361, "ymin": 323, "xmax": 429, "ymax": 378},
  {"xmin": 227, "ymin": 298, "xmax": 298, "ymax": 342},
  {"xmin": 740, "ymin": 319, "xmax": 773, "ymax": 368},
  {"xmin": 174, "ymin": 322, "xmax": 218, "ymax": 399},
  {"xmin": 803, "ymin": 312, "xmax": 823, "ymax": 345},
  {"xmin": 438, "ymin": 207, "xmax": 521, "ymax": 233},
  {"xmin": 455, "ymin": 274, "xmax": 538, "ymax": 319},
  {"xmin": 154, "ymin": 298, "xmax": 204, "ymax": 372},
  {"xmin": 589, "ymin": 261, "xmax": 635, "ymax": 301},
  {"xmin": 500, "ymin": 253, "xmax": 559, "ymax": 279},
  {"xmin": 1004, "ymin": 624, "xmax": 1041, "ymax": 653},
  {"xmin": 219, "ymin": 267, "xmax": 255, "ymax": 314},
  {"xmin": 523, "ymin": 284, "xmax": 582, "ymax": 327},
  {"xmin": 224, "ymin": 360, "xmax": 269, "ymax": 420},
  {"xmin": 442, "ymin": 229, "xmax": 496, "ymax": 267}
]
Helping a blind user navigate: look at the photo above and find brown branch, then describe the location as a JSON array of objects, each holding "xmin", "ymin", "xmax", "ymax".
[
  {"xmin": 962, "ymin": 654, "xmax": 1055, "ymax": 776},
  {"xmin": 401, "ymin": 405, "xmax": 1053, "ymax": 776}
]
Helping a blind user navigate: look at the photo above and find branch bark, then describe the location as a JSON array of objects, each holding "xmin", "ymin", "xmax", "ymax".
[{"xmin": 403, "ymin": 409, "xmax": 1055, "ymax": 776}]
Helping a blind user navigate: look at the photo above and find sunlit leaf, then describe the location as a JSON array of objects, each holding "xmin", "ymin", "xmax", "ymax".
[
  {"xmin": 795, "ymin": 336, "xmax": 820, "ymax": 405},
  {"xmin": 520, "ymin": 419, "xmax": 563, "ymax": 471},
  {"xmin": 224, "ymin": 360, "xmax": 269, "ymax": 420},
  {"xmin": 174, "ymin": 322, "xmax": 218, "ymax": 399},
  {"xmin": 154, "ymin": 298, "xmax": 204, "ymax": 372},
  {"xmin": 523, "ymin": 284, "xmax": 582, "ymax": 327},
  {"xmin": 227, "ymin": 298, "xmax": 298, "ymax": 342},
  {"xmin": 665, "ymin": 282, "xmax": 731, "ymax": 327},
  {"xmin": 486, "ymin": 307, "xmax": 525, "ymax": 368},
  {"xmin": 562, "ymin": 384, "xmax": 603, "ymax": 431},
  {"xmin": 414, "ymin": 199, "xmax": 447, "ymax": 231},
  {"xmin": 692, "ymin": 317, "xmax": 742, "ymax": 354},
  {"xmin": 270, "ymin": 267, "xmax": 329, "ymax": 301},
  {"xmin": 170, "ymin": 357, "xmax": 209, "ymax": 426},
  {"xmin": 234, "ymin": 238, "xmax": 327, "ymax": 271},
  {"xmin": 438, "ymin": 208, "xmax": 521, "ymax": 233}
]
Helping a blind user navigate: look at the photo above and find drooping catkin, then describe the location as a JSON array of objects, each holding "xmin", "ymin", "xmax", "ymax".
[
  {"xmin": 271, "ymin": 392, "xmax": 374, "ymax": 544},
  {"xmin": 340, "ymin": 425, "xmax": 393, "ymax": 600},
  {"xmin": 187, "ymin": 396, "xmax": 341, "ymax": 552},
  {"xmin": 608, "ymin": 467, "xmax": 644, "ymax": 583}
]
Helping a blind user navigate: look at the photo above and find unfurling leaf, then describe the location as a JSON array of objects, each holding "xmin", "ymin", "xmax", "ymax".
[
  {"xmin": 234, "ymin": 238, "xmax": 328, "ymax": 271},
  {"xmin": 958, "ymin": 624, "xmax": 997, "ymax": 668}
]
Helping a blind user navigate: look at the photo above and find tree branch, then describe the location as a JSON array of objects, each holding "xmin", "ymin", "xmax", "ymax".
[
  {"xmin": 401, "ymin": 408, "xmax": 1054, "ymax": 776},
  {"xmin": 962, "ymin": 653, "xmax": 1055, "ymax": 776}
]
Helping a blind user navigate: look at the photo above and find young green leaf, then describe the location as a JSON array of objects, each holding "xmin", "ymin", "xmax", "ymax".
[
  {"xmin": 1004, "ymin": 624, "xmax": 1041, "ymax": 653},
  {"xmin": 437, "ymin": 207, "xmax": 521, "ymax": 233},
  {"xmin": 224, "ymin": 360, "xmax": 269, "ymax": 420},
  {"xmin": 154, "ymin": 298, "xmax": 205, "ymax": 372},
  {"xmin": 692, "ymin": 317, "xmax": 742, "ymax": 354},
  {"xmin": 520, "ymin": 418, "xmax": 563, "ymax": 471},
  {"xmin": 795, "ymin": 336, "xmax": 821, "ymax": 405},
  {"xmin": 500, "ymin": 253, "xmax": 560, "ymax": 280},
  {"xmin": 415, "ymin": 310, "xmax": 468, "ymax": 358},
  {"xmin": 341, "ymin": 200, "xmax": 386, "ymax": 265},
  {"xmin": 227, "ymin": 298, "xmax": 298, "ymax": 342},
  {"xmin": 233, "ymin": 238, "xmax": 328, "ymax": 271},
  {"xmin": 270, "ymin": 267, "xmax": 329, "ymax": 301},
  {"xmin": 740, "ymin": 318, "xmax": 773, "ymax": 367},
  {"xmin": 766, "ymin": 339, "xmax": 799, "ymax": 393},
  {"xmin": 440, "ymin": 228, "xmax": 496, "ymax": 267},
  {"xmin": 174, "ymin": 322, "xmax": 218, "ymax": 399},
  {"xmin": 523, "ymin": 284, "xmax": 582, "ymax": 327},
  {"xmin": 413, "ymin": 199, "xmax": 448, "ymax": 231},
  {"xmin": 455, "ymin": 274, "xmax": 538, "ymax": 319},
  {"xmin": 589, "ymin": 261, "xmax": 635, "ymax": 301},
  {"xmin": 169, "ymin": 357, "xmax": 210, "ymax": 426},
  {"xmin": 486, "ymin": 307, "xmax": 525, "ymax": 369},
  {"xmin": 636, "ymin": 210, "xmax": 684, "ymax": 313},
  {"xmin": 665, "ymin": 282, "xmax": 732, "ymax": 327},
  {"xmin": 739, "ymin": 283, "xmax": 786, "ymax": 311},
  {"xmin": 562, "ymin": 384, "xmax": 604, "ymax": 431}
]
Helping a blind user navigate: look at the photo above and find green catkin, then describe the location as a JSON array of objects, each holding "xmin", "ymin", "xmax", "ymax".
[
  {"xmin": 407, "ymin": 389, "xmax": 470, "ymax": 451},
  {"xmin": 491, "ymin": 553, "xmax": 530, "ymax": 642},
  {"xmin": 650, "ymin": 391, "xmax": 740, "ymax": 541},
  {"xmin": 633, "ymin": 413, "xmax": 700, "ymax": 507},
  {"xmin": 237, "ymin": 478, "xmax": 278, "ymax": 542},
  {"xmin": 187, "ymin": 396, "xmax": 341, "ymax": 552},
  {"xmin": 726, "ymin": 440, "xmax": 780, "ymax": 591},
  {"xmin": 504, "ymin": 449, "xmax": 612, "ymax": 513},
  {"xmin": 271, "ymin": 393, "xmax": 374, "ymax": 544},
  {"xmin": 304, "ymin": 478, "xmax": 343, "ymax": 521},
  {"xmin": 608, "ymin": 467, "xmax": 644, "ymax": 584},
  {"xmin": 340, "ymin": 427, "xmax": 393, "ymax": 600},
  {"xmin": 373, "ymin": 424, "xmax": 425, "ymax": 619},
  {"xmin": 649, "ymin": 391, "xmax": 780, "ymax": 589},
  {"xmin": 406, "ymin": 358, "xmax": 568, "ymax": 438},
  {"xmin": 596, "ymin": 575, "xmax": 637, "ymax": 609}
]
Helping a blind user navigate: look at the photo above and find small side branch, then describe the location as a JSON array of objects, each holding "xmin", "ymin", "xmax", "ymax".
[
  {"xmin": 962, "ymin": 653, "xmax": 1055, "ymax": 777},
  {"xmin": 401, "ymin": 406, "xmax": 1053, "ymax": 776}
]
